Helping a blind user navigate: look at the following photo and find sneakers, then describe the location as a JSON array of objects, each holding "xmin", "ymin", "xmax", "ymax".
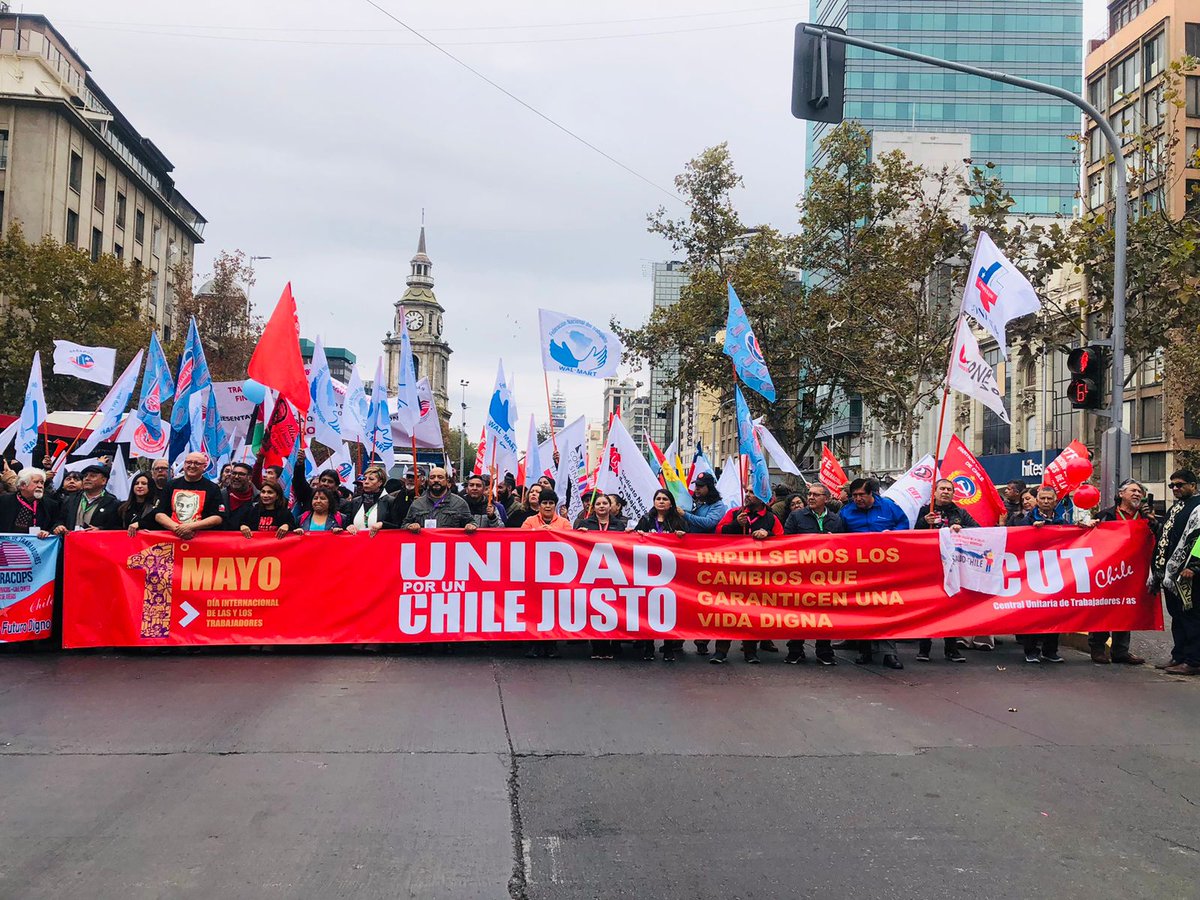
[
  {"xmin": 882, "ymin": 655, "xmax": 903, "ymax": 670},
  {"xmin": 710, "ymin": 651, "xmax": 728, "ymax": 665},
  {"xmin": 915, "ymin": 649, "xmax": 931, "ymax": 662},
  {"xmin": 641, "ymin": 649, "xmax": 656, "ymax": 661},
  {"xmin": 663, "ymin": 649, "xmax": 677, "ymax": 663},
  {"xmin": 1090, "ymin": 649, "xmax": 1111, "ymax": 665},
  {"xmin": 945, "ymin": 649, "xmax": 966, "ymax": 663},
  {"xmin": 744, "ymin": 653, "xmax": 761, "ymax": 664},
  {"xmin": 1039, "ymin": 653, "xmax": 1065, "ymax": 664},
  {"xmin": 694, "ymin": 641, "xmax": 711, "ymax": 656},
  {"xmin": 785, "ymin": 650, "xmax": 806, "ymax": 665},
  {"xmin": 1024, "ymin": 653, "xmax": 1040, "ymax": 664},
  {"xmin": 816, "ymin": 655, "xmax": 838, "ymax": 666},
  {"xmin": 759, "ymin": 641, "xmax": 779, "ymax": 653}
]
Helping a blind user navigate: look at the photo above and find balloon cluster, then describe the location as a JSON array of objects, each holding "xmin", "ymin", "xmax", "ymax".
[{"xmin": 1065, "ymin": 456, "xmax": 1099, "ymax": 509}]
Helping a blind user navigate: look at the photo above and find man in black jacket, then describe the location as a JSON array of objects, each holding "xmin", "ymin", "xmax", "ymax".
[
  {"xmin": 0, "ymin": 468, "xmax": 60, "ymax": 535},
  {"xmin": 1089, "ymin": 479, "xmax": 1156, "ymax": 665},
  {"xmin": 1155, "ymin": 470, "xmax": 1200, "ymax": 674},
  {"xmin": 783, "ymin": 483, "xmax": 846, "ymax": 665},
  {"xmin": 54, "ymin": 463, "xmax": 122, "ymax": 533},
  {"xmin": 914, "ymin": 478, "xmax": 977, "ymax": 662}
]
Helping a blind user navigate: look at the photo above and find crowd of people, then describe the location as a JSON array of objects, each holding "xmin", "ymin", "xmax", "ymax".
[{"xmin": 1, "ymin": 450, "xmax": 1196, "ymax": 676}]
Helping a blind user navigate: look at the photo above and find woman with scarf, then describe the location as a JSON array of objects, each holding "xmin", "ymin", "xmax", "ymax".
[
  {"xmin": 578, "ymin": 493, "xmax": 630, "ymax": 660},
  {"xmin": 633, "ymin": 490, "xmax": 687, "ymax": 661},
  {"xmin": 232, "ymin": 481, "xmax": 295, "ymax": 539},
  {"xmin": 344, "ymin": 465, "xmax": 401, "ymax": 535}
]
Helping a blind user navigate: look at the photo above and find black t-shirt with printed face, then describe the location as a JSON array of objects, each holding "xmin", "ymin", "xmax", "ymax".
[{"xmin": 156, "ymin": 476, "xmax": 225, "ymax": 526}]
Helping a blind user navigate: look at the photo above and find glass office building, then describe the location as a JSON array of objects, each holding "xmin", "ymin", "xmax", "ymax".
[{"xmin": 806, "ymin": 0, "xmax": 1084, "ymax": 216}]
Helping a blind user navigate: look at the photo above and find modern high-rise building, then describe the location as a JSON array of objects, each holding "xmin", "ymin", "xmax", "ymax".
[
  {"xmin": 549, "ymin": 382, "xmax": 567, "ymax": 432},
  {"xmin": 300, "ymin": 338, "xmax": 357, "ymax": 384},
  {"xmin": 805, "ymin": 0, "xmax": 1084, "ymax": 217},
  {"xmin": 647, "ymin": 261, "xmax": 689, "ymax": 449},
  {"xmin": 602, "ymin": 377, "xmax": 651, "ymax": 458},
  {"xmin": 0, "ymin": 12, "xmax": 206, "ymax": 342}
]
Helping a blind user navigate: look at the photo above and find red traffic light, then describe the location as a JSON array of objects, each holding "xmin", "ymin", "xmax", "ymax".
[{"xmin": 1066, "ymin": 345, "xmax": 1105, "ymax": 410}]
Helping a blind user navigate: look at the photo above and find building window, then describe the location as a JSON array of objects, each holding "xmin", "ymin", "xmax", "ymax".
[
  {"xmin": 114, "ymin": 243, "xmax": 123, "ymax": 260},
  {"xmin": 1131, "ymin": 451, "xmax": 1166, "ymax": 484},
  {"xmin": 1087, "ymin": 77, "xmax": 1104, "ymax": 110},
  {"xmin": 91, "ymin": 227, "xmax": 103, "ymax": 263},
  {"xmin": 1187, "ymin": 129, "xmax": 1200, "ymax": 167},
  {"xmin": 1143, "ymin": 31, "xmax": 1164, "ymax": 82},
  {"xmin": 1109, "ymin": 53, "xmax": 1139, "ymax": 104},
  {"xmin": 65, "ymin": 209, "xmax": 78, "ymax": 245},
  {"xmin": 1187, "ymin": 23, "xmax": 1200, "ymax": 58},
  {"xmin": 0, "ymin": 129, "xmax": 8, "ymax": 170},
  {"xmin": 68, "ymin": 151, "xmax": 83, "ymax": 193},
  {"xmin": 1089, "ymin": 129, "xmax": 1105, "ymax": 164},
  {"xmin": 115, "ymin": 192, "xmax": 126, "ymax": 229},
  {"xmin": 1187, "ymin": 180, "xmax": 1200, "ymax": 218},
  {"xmin": 1143, "ymin": 86, "xmax": 1163, "ymax": 130},
  {"xmin": 1139, "ymin": 395, "xmax": 1163, "ymax": 440},
  {"xmin": 1188, "ymin": 76, "xmax": 1200, "ymax": 118},
  {"xmin": 1088, "ymin": 171, "xmax": 1104, "ymax": 208},
  {"xmin": 134, "ymin": 208, "xmax": 145, "ymax": 244},
  {"xmin": 93, "ymin": 172, "xmax": 106, "ymax": 213}
]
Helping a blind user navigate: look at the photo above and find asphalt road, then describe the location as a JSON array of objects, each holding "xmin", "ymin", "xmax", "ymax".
[{"xmin": 2, "ymin": 637, "xmax": 1196, "ymax": 900}]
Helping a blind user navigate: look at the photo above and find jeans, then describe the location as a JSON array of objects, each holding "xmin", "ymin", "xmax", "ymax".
[{"xmin": 787, "ymin": 639, "xmax": 834, "ymax": 659}]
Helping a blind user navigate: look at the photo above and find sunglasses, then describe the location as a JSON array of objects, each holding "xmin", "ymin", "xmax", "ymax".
[{"xmin": 1170, "ymin": 482, "xmax": 1188, "ymax": 489}]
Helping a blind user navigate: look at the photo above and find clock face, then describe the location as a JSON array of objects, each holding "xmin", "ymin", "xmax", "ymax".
[
  {"xmin": 405, "ymin": 310, "xmax": 425, "ymax": 332},
  {"xmin": 435, "ymin": 316, "xmax": 443, "ymax": 336}
]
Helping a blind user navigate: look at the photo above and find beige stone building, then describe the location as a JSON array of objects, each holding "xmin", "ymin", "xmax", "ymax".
[{"xmin": 0, "ymin": 12, "xmax": 205, "ymax": 342}]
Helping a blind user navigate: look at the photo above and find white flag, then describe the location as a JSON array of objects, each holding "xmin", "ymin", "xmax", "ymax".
[
  {"xmin": 108, "ymin": 451, "xmax": 131, "ymax": 501},
  {"xmin": 342, "ymin": 366, "xmax": 369, "ymax": 444},
  {"xmin": 15, "ymin": 352, "xmax": 47, "ymax": 467},
  {"xmin": 595, "ymin": 415, "xmax": 661, "ymax": 523},
  {"xmin": 75, "ymin": 351, "xmax": 144, "ymax": 456},
  {"xmin": 940, "ymin": 527, "xmax": 1009, "ymax": 596},
  {"xmin": 391, "ymin": 378, "xmax": 444, "ymax": 450},
  {"xmin": 948, "ymin": 317, "xmax": 1009, "ymax": 424},
  {"xmin": 306, "ymin": 337, "xmax": 343, "ymax": 447},
  {"xmin": 716, "ymin": 455, "xmax": 743, "ymax": 507},
  {"xmin": 367, "ymin": 359, "xmax": 394, "ymax": 469},
  {"xmin": 753, "ymin": 419, "xmax": 803, "ymax": 477},
  {"xmin": 393, "ymin": 308, "xmax": 421, "ymax": 434},
  {"xmin": 883, "ymin": 454, "xmax": 936, "ymax": 528},
  {"xmin": 523, "ymin": 414, "xmax": 542, "ymax": 489},
  {"xmin": 0, "ymin": 419, "xmax": 19, "ymax": 456},
  {"xmin": 538, "ymin": 309, "xmax": 622, "ymax": 379},
  {"xmin": 483, "ymin": 360, "xmax": 519, "ymax": 478},
  {"xmin": 553, "ymin": 415, "xmax": 588, "ymax": 522},
  {"xmin": 52, "ymin": 340, "xmax": 117, "ymax": 386},
  {"xmin": 327, "ymin": 443, "xmax": 357, "ymax": 487},
  {"xmin": 960, "ymin": 232, "xmax": 1041, "ymax": 358}
]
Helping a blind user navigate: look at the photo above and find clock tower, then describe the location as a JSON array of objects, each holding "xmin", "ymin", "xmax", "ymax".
[{"xmin": 383, "ymin": 226, "xmax": 452, "ymax": 418}]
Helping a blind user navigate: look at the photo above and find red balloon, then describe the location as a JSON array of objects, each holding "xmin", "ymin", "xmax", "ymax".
[
  {"xmin": 1065, "ymin": 456, "xmax": 1093, "ymax": 483},
  {"xmin": 1073, "ymin": 484, "xmax": 1101, "ymax": 509}
]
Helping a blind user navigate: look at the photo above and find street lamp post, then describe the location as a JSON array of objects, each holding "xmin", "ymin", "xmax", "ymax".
[
  {"xmin": 459, "ymin": 379, "xmax": 469, "ymax": 478},
  {"xmin": 246, "ymin": 255, "xmax": 271, "ymax": 311}
]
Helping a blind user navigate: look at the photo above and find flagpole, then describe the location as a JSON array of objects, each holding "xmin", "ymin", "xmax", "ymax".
[
  {"xmin": 542, "ymin": 371, "xmax": 558, "ymax": 454},
  {"xmin": 412, "ymin": 433, "xmax": 421, "ymax": 496},
  {"xmin": 731, "ymin": 364, "xmax": 746, "ymax": 504},
  {"xmin": 57, "ymin": 405, "xmax": 106, "ymax": 463},
  {"xmin": 930, "ymin": 315, "xmax": 964, "ymax": 514}
]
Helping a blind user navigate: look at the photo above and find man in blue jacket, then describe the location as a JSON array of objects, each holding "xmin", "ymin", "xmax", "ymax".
[
  {"xmin": 840, "ymin": 477, "xmax": 909, "ymax": 670},
  {"xmin": 683, "ymin": 472, "xmax": 728, "ymax": 657}
]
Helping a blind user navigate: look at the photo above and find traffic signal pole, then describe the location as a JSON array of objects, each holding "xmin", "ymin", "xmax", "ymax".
[{"xmin": 798, "ymin": 25, "xmax": 1130, "ymax": 507}]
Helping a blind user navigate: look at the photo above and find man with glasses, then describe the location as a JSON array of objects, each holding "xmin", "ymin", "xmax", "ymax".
[
  {"xmin": 783, "ymin": 482, "xmax": 846, "ymax": 665},
  {"xmin": 1156, "ymin": 471, "xmax": 1200, "ymax": 675},
  {"xmin": 150, "ymin": 459, "xmax": 171, "ymax": 492},
  {"xmin": 1089, "ymin": 479, "xmax": 1156, "ymax": 665},
  {"xmin": 840, "ymin": 477, "xmax": 909, "ymax": 670},
  {"xmin": 154, "ymin": 452, "xmax": 226, "ymax": 539},
  {"xmin": 221, "ymin": 462, "xmax": 259, "ymax": 515}
]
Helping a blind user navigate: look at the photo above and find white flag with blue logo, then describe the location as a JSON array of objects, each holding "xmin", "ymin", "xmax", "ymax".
[
  {"xmin": 367, "ymin": 358, "xmax": 394, "ymax": 469},
  {"xmin": 15, "ymin": 352, "xmax": 47, "ymax": 467},
  {"xmin": 394, "ymin": 307, "xmax": 422, "ymax": 433},
  {"xmin": 307, "ymin": 336, "xmax": 342, "ymax": 448},
  {"xmin": 483, "ymin": 360, "xmax": 519, "ymax": 477},
  {"xmin": 75, "ymin": 350, "xmax": 144, "ymax": 457},
  {"xmin": 538, "ymin": 309, "xmax": 622, "ymax": 379},
  {"xmin": 52, "ymin": 340, "xmax": 117, "ymax": 386},
  {"xmin": 342, "ymin": 366, "xmax": 369, "ymax": 444},
  {"xmin": 960, "ymin": 232, "xmax": 1041, "ymax": 359}
]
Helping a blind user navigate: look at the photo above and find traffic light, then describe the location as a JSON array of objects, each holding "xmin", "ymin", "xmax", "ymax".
[
  {"xmin": 791, "ymin": 23, "xmax": 846, "ymax": 124},
  {"xmin": 1066, "ymin": 346, "xmax": 1106, "ymax": 410}
]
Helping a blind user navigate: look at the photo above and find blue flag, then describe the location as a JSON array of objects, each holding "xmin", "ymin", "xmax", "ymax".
[
  {"xmin": 735, "ymin": 385, "xmax": 772, "ymax": 503},
  {"xmin": 723, "ymin": 283, "xmax": 776, "ymax": 403},
  {"xmin": 131, "ymin": 331, "xmax": 175, "ymax": 458},
  {"xmin": 169, "ymin": 318, "xmax": 212, "ymax": 461},
  {"xmin": 366, "ymin": 358, "xmax": 394, "ymax": 469},
  {"xmin": 203, "ymin": 386, "xmax": 232, "ymax": 476}
]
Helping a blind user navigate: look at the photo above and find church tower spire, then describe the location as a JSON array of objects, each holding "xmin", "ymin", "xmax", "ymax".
[{"xmin": 383, "ymin": 222, "xmax": 452, "ymax": 421}]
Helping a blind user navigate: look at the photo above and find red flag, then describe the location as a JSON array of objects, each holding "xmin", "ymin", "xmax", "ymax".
[
  {"xmin": 248, "ymin": 283, "xmax": 310, "ymax": 415},
  {"xmin": 261, "ymin": 400, "xmax": 300, "ymax": 468},
  {"xmin": 819, "ymin": 446, "xmax": 848, "ymax": 494},
  {"xmin": 472, "ymin": 426, "xmax": 486, "ymax": 476},
  {"xmin": 1042, "ymin": 440, "xmax": 1093, "ymax": 499},
  {"xmin": 938, "ymin": 434, "xmax": 1006, "ymax": 526}
]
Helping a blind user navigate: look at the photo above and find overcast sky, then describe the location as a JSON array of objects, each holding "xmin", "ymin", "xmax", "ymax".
[{"xmin": 43, "ymin": 0, "xmax": 1108, "ymax": 433}]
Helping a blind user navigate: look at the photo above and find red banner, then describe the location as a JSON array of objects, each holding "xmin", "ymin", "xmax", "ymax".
[
  {"xmin": 60, "ymin": 524, "xmax": 1160, "ymax": 648},
  {"xmin": 0, "ymin": 535, "xmax": 60, "ymax": 643}
]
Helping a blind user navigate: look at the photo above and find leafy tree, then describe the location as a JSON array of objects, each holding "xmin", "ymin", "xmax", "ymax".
[
  {"xmin": 169, "ymin": 250, "xmax": 262, "ymax": 380},
  {"xmin": 0, "ymin": 224, "xmax": 153, "ymax": 413},
  {"xmin": 446, "ymin": 424, "xmax": 478, "ymax": 476}
]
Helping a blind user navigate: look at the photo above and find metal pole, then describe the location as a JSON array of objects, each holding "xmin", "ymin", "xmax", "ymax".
[
  {"xmin": 1041, "ymin": 347, "xmax": 1048, "ymax": 472},
  {"xmin": 802, "ymin": 25, "xmax": 1130, "ymax": 505},
  {"xmin": 458, "ymin": 379, "xmax": 469, "ymax": 478}
]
